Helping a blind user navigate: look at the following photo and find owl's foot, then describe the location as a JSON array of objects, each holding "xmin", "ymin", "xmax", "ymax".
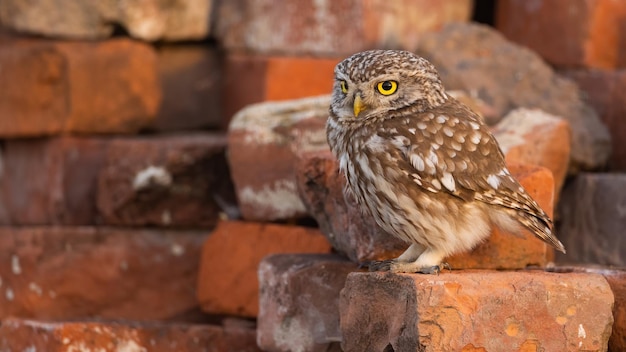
[
  {"xmin": 365, "ymin": 260, "xmax": 450, "ymax": 275},
  {"xmin": 365, "ymin": 259, "xmax": 394, "ymax": 272}
]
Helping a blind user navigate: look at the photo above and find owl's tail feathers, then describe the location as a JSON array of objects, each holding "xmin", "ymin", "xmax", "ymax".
[{"xmin": 517, "ymin": 212, "xmax": 566, "ymax": 254}]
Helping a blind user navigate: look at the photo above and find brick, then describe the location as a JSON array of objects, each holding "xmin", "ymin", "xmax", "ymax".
[
  {"xmin": 298, "ymin": 149, "xmax": 558, "ymax": 268},
  {"xmin": 154, "ymin": 45, "xmax": 224, "ymax": 131},
  {"xmin": 97, "ymin": 133, "xmax": 236, "ymax": 228},
  {"xmin": 557, "ymin": 173, "xmax": 626, "ymax": 266},
  {"xmin": 228, "ymin": 96, "xmax": 330, "ymax": 221},
  {"xmin": 215, "ymin": 0, "xmax": 472, "ymax": 56},
  {"xmin": 0, "ymin": 318, "xmax": 260, "ymax": 352},
  {"xmin": 417, "ymin": 23, "xmax": 611, "ymax": 171},
  {"xmin": 492, "ymin": 108, "xmax": 572, "ymax": 200},
  {"xmin": 561, "ymin": 69, "xmax": 626, "ymax": 170},
  {"xmin": 0, "ymin": 227, "xmax": 206, "ymax": 320},
  {"xmin": 0, "ymin": 34, "xmax": 159, "ymax": 137},
  {"xmin": 296, "ymin": 150, "xmax": 408, "ymax": 263},
  {"xmin": 222, "ymin": 54, "xmax": 340, "ymax": 127},
  {"xmin": 0, "ymin": 0, "xmax": 212, "ymax": 41},
  {"xmin": 197, "ymin": 221, "xmax": 332, "ymax": 317},
  {"xmin": 257, "ymin": 254, "xmax": 354, "ymax": 352},
  {"xmin": 550, "ymin": 266, "xmax": 626, "ymax": 351},
  {"xmin": 0, "ymin": 137, "xmax": 107, "ymax": 225},
  {"xmin": 496, "ymin": 0, "xmax": 626, "ymax": 69},
  {"xmin": 340, "ymin": 271, "xmax": 613, "ymax": 352}
]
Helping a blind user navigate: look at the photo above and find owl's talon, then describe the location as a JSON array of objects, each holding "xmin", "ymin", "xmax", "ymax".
[
  {"xmin": 417, "ymin": 265, "xmax": 442, "ymax": 275},
  {"xmin": 367, "ymin": 260, "xmax": 394, "ymax": 272}
]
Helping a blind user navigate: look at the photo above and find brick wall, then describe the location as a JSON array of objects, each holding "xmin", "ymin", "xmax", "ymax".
[{"xmin": 0, "ymin": 0, "xmax": 625, "ymax": 351}]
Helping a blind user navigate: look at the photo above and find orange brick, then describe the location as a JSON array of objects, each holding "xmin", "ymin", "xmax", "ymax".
[
  {"xmin": 0, "ymin": 33, "xmax": 159, "ymax": 137},
  {"xmin": 492, "ymin": 108, "xmax": 571, "ymax": 200},
  {"xmin": 447, "ymin": 163, "xmax": 557, "ymax": 269},
  {"xmin": 197, "ymin": 221, "xmax": 332, "ymax": 317},
  {"xmin": 340, "ymin": 271, "xmax": 613, "ymax": 351},
  {"xmin": 497, "ymin": 0, "xmax": 626, "ymax": 69},
  {"xmin": 215, "ymin": 0, "xmax": 472, "ymax": 56},
  {"xmin": 223, "ymin": 54, "xmax": 339, "ymax": 125},
  {"xmin": 0, "ymin": 318, "xmax": 261, "ymax": 352}
]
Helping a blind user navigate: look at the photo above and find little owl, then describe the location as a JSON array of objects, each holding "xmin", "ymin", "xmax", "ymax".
[{"xmin": 326, "ymin": 50, "xmax": 565, "ymax": 274}]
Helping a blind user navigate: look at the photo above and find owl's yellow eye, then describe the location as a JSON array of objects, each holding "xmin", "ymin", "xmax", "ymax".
[
  {"xmin": 376, "ymin": 80, "xmax": 398, "ymax": 95},
  {"xmin": 340, "ymin": 80, "xmax": 348, "ymax": 94}
]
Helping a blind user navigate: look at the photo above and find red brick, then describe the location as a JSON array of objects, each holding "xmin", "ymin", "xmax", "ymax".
[
  {"xmin": 562, "ymin": 68, "xmax": 626, "ymax": 170},
  {"xmin": 154, "ymin": 45, "xmax": 224, "ymax": 131},
  {"xmin": 215, "ymin": 0, "xmax": 472, "ymax": 56},
  {"xmin": 296, "ymin": 150, "xmax": 408, "ymax": 262},
  {"xmin": 228, "ymin": 96, "xmax": 330, "ymax": 221},
  {"xmin": 0, "ymin": 318, "xmax": 260, "ymax": 352},
  {"xmin": 551, "ymin": 266, "xmax": 626, "ymax": 351},
  {"xmin": 257, "ymin": 254, "xmax": 354, "ymax": 352},
  {"xmin": 223, "ymin": 54, "xmax": 339, "ymax": 126},
  {"xmin": 448, "ymin": 163, "xmax": 557, "ymax": 268},
  {"xmin": 0, "ymin": 33, "xmax": 159, "ymax": 137},
  {"xmin": 197, "ymin": 221, "xmax": 332, "ymax": 317},
  {"xmin": 0, "ymin": 137, "xmax": 107, "ymax": 225},
  {"xmin": 492, "ymin": 108, "xmax": 571, "ymax": 200},
  {"xmin": 0, "ymin": 227, "xmax": 206, "ymax": 320},
  {"xmin": 340, "ymin": 271, "xmax": 613, "ymax": 351},
  {"xmin": 496, "ymin": 0, "xmax": 626, "ymax": 69},
  {"xmin": 97, "ymin": 133, "xmax": 236, "ymax": 228},
  {"xmin": 0, "ymin": 0, "xmax": 212, "ymax": 41},
  {"xmin": 298, "ymin": 149, "xmax": 558, "ymax": 268}
]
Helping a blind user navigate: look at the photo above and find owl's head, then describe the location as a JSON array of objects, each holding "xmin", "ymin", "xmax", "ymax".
[{"xmin": 330, "ymin": 50, "xmax": 447, "ymax": 123}]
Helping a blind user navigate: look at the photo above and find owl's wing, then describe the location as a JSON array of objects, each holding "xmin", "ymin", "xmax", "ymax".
[{"xmin": 377, "ymin": 103, "xmax": 552, "ymax": 228}]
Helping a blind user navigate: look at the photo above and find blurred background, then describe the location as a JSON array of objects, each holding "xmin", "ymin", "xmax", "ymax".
[{"xmin": 0, "ymin": 0, "xmax": 624, "ymax": 350}]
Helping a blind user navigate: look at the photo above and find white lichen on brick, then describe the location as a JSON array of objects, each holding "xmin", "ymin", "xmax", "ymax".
[
  {"xmin": 239, "ymin": 180, "xmax": 306, "ymax": 219},
  {"xmin": 132, "ymin": 166, "xmax": 172, "ymax": 191},
  {"xmin": 171, "ymin": 243, "xmax": 185, "ymax": 256},
  {"xmin": 116, "ymin": 340, "xmax": 147, "ymax": 352},
  {"xmin": 492, "ymin": 108, "xmax": 563, "ymax": 154},
  {"xmin": 5, "ymin": 288, "xmax": 14, "ymax": 301},
  {"xmin": 229, "ymin": 95, "xmax": 331, "ymax": 146},
  {"xmin": 28, "ymin": 282, "xmax": 43, "ymax": 296},
  {"xmin": 273, "ymin": 316, "xmax": 314, "ymax": 352},
  {"xmin": 11, "ymin": 255, "xmax": 21, "ymax": 275}
]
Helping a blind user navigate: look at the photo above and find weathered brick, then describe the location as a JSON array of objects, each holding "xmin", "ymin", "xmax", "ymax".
[
  {"xmin": 0, "ymin": 34, "xmax": 159, "ymax": 137},
  {"xmin": 228, "ymin": 96, "xmax": 330, "ymax": 221},
  {"xmin": 298, "ymin": 149, "xmax": 558, "ymax": 268},
  {"xmin": 0, "ymin": 0, "xmax": 212, "ymax": 41},
  {"xmin": 222, "ymin": 54, "xmax": 339, "ymax": 127},
  {"xmin": 340, "ymin": 271, "xmax": 613, "ymax": 351},
  {"xmin": 492, "ymin": 108, "xmax": 571, "ymax": 201},
  {"xmin": 558, "ymin": 173, "xmax": 626, "ymax": 266},
  {"xmin": 154, "ymin": 45, "xmax": 224, "ymax": 131},
  {"xmin": 561, "ymin": 69, "xmax": 626, "ymax": 170},
  {"xmin": 417, "ymin": 23, "xmax": 611, "ymax": 171},
  {"xmin": 0, "ymin": 318, "xmax": 260, "ymax": 352},
  {"xmin": 257, "ymin": 254, "xmax": 354, "ymax": 352},
  {"xmin": 197, "ymin": 221, "xmax": 332, "ymax": 317},
  {"xmin": 0, "ymin": 227, "xmax": 206, "ymax": 320},
  {"xmin": 0, "ymin": 137, "xmax": 107, "ymax": 225},
  {"xmin": 215, "ymin": 0, "xmax": 473, "ymax": 56},
  {"xmin": 97, "ymin": 133, "xmax": 236, "ymax": 228},
  {"xmin": 550, "ymin": 266, "xmax": 626, "ymax": 352},
  {"xmin": 496, "ymin": 0, "xmax": 626, "ymax": 69}
]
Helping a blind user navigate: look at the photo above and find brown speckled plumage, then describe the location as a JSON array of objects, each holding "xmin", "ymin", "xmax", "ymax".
[{"xmin": 327, "ymin": 50, "xmax": 565, "ymax": 273}]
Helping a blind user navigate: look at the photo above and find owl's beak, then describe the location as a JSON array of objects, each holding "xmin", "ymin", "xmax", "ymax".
[{"xmin": 353, "ymin": 94, "xmax": 365, "ymax": 117}]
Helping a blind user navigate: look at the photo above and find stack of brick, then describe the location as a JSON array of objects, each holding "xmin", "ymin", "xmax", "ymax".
[
  {"xmin": 497, "ymin": 0, "xmax": 626, "ymax": 268},
  {"xmin": 0, "ymin": 1, "xmax": 259, "ymax": 350},
  {"xmin": 1, "ymin": 0, "xmax": 625, "ymax": 351}
]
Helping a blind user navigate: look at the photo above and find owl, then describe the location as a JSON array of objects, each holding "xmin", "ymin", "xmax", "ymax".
[{"xmin": 326, "ymin": 50, "xmax": 565, "ymax": 274}]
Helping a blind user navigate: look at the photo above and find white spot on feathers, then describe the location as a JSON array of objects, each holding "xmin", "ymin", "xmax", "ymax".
[
  {"xmin": 441, "ymin": 172, "xmax": 456, "ymax": 192},
  {"xmin": 487, "ymin": 174, "xmax": 501, "ymax": 189}
]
